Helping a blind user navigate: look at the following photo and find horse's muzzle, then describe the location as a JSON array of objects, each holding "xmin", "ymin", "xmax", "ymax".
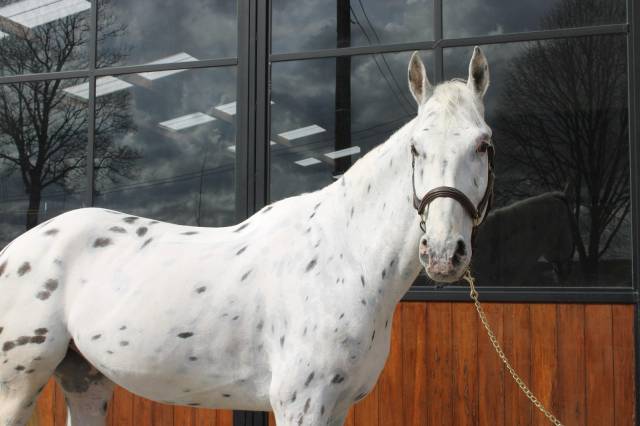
[{"xmin": 419, "ymin": 236, "xmax": 469, "ymax": 283}]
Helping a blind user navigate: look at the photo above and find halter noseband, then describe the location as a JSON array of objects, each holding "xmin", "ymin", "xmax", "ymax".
[{"xmin": 411, "ymin": 143, "xmax": 495, "ymax": 240}]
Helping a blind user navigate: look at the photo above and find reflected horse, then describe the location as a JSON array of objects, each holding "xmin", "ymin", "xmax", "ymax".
[
  {"xmin": 472, "ymin": 191, "xmax": 575, "ymax": 286},
  {"xmin": 0, "ymin": 48, "xmax": 493, "ymax": 426}
]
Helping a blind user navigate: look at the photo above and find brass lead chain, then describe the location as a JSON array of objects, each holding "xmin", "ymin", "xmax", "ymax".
[{"xmin": 462, "ymin": 270, "xmax": 565, "ymax": 426}]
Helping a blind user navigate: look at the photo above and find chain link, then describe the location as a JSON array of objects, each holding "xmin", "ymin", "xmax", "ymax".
[{"xmin": 462, "ymin": 270, "xmax": 565, "ymax": 426}]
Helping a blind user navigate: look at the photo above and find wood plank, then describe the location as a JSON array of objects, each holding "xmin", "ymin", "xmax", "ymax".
[
  {"xmin": 268, "ymin": 411, "xmax": 277, "ymax": 426},
  {"xmin": 174, "ymin": 406, "xmax": 196, "ymax": 426},
  {"xmin": 36, "ymin": 380, "xmax": 56, "ymax": 426},
  {"xmin": 530, "ymin": 304, "xmax": 558, "ymax": 426},
  {"xmin": 354, "ymin": 382, "xmax": 379, "ymax": 426},
  {"xmin": 612, "ymin": 305, "xmax": 635, "ymax": 426},
  {"xmin": 111, "ymin": 387, "xmax": 134, "ymax": 425},
  {"xmin": 195, "ymin": 408, "xmax": 216, "ymax": 426},
  {"xmin": 379, "ymin": 304, "xmax": 404, "ymax": 426},
  {"xmin": 153, "ymin": 402, "xmax": 175, "ymax": 426},
  {"xmin": 426, "ymin": 302, "xmax": 453, "ymax": 426},
  {"xmin": 215, "ymin": 410, "xmax": 233, "ymax": 426},
  {"xmin": 133, "ymin": 394, "xmax": 153, "ymax": 426},
  {"xmin": 402, "ymin": 302, "xmax": 428, "ymax": 426},
  {"xmin": 585, "ymin": 305, "xmax": 615, "ymax": 426},
  {"xmin": 477, "ymin": 302, "xmax": 504, "ymax": 426},
  {"xmin": 343, "ymin": 406, "xmax": 355, "ymax": 426},
  {"xmin": 53, "ymin": 382, "xmax": 66, "ymax": 426},
  {"xmin": 503, "ymin": 303, "xmax": 532, "ymax": 426},
  {"xmin": 451, "ymin": 302, "xmax": 479, "ymax": 426},
  {"xmin": 556, "ymin": 304, "xmax": 586, "ymax": 425}
]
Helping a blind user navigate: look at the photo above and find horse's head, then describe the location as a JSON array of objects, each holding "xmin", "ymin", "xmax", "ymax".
[{"xmin": 407, "ymin": 47, "xmax": 493, "ymax": 283}]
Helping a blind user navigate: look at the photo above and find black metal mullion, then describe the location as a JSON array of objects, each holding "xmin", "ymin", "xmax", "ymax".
[
  {"xmin": 403, "ymin": 286, "xmax": 636, "ymax": 303},
  {"xmin": 269, "ymin": 23, "xmax": 628, "ymax": 62},
  {"xmin": 235, "ymin": 0, "xmax": 252, "ymax": 221},
  {"xmin": 254, "ymin": 0, "xmax": 271, "ymax": 207},
  {"xmin": 0, "ymin": 57, "xmax": 238, "ymax": 85},
  {"xmin": 86, "ymin": 0, "xmax": 97, "ymax": 207}
]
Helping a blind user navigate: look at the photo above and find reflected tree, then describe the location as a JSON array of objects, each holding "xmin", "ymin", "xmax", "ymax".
[
  {"xmin": 0, "ymin": 0, "xmax": 137, "ymax": 230},
  {"xmin": 495, "ymin": 0, "xmax": 628, "ymax": 275}
]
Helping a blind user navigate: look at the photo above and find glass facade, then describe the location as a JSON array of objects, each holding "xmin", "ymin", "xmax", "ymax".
[
  {"xmin": 0, "ymin": 0, "xmax": 636, "ymax": 297},
  {"xmin": 267, "ymin": 0, "xmax": 633, "ymax": 292},
  {"xmin": 93, "ymin": 67, "xmax": 237, "ymax": 226}
]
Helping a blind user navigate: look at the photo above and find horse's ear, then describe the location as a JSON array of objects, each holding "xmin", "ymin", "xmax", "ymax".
[
  {"xmin": 408, "ymin": 51, "xmax": 432, "ymax": 107},
  {"xmin": 467, "ymin": 46, "xmax": 490, "ymax": 98}
]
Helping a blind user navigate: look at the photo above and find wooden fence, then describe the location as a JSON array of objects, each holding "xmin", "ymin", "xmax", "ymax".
[{"xmin": 32, "ymin": 302, "xmax": 635, "ymax": 425}]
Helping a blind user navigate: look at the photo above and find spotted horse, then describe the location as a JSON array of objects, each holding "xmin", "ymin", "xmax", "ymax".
[{"xmin": 0, "ymin": 48, "xmax": 492, "ymax": 426}]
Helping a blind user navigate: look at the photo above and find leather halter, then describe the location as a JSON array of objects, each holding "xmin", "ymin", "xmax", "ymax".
[{"xmin": 411, "ymin": 143, "xmax": 495, "ymax": 240}]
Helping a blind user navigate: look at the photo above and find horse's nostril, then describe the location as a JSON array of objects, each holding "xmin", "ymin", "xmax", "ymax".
[{"xmin": 455, "ymin": 239, "xmax": 466, "ymax": 257}]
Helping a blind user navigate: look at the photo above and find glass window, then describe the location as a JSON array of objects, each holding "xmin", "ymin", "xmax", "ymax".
[
  {"xmin": 97, "ymin": 0, "xmax": 237, "ymax": 68},
  {"xmin": 91, "ymin": 67, "xmax": 237, "ymax": 227},
  {"xmin": 0, "ymin": 0, "xmax": 90, "ymax": 75},
  {"xmin": 270, "ymin": 51, "xmax": 434, "ymax": 201},
  {"xmin": 444, "ymin": 0, "xmax": 626, "ymax": 39},
  {"xmin": 443, "ymin": 36, "xmax": 630, "ymax": 287},
  {"xmin": 272, "ymin": 0, "xmax": 434, "ymax": 53},
  {"xmin": 0, "ymin": 78, "xmax": 88, "ymax": 248}
]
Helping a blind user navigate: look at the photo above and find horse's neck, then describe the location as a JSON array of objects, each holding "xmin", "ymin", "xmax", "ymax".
[{"xmin": 319, "ymin": 121, "xmax": 423, "ymax": 309}]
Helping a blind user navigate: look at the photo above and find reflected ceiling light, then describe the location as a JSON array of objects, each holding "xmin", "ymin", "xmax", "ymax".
[
  {"xmin": 215, "ymin": 101, "xmax": 236, "ymax": 116},
  {"xmin": 0, "ymin": 0, "xmax": 90, "ymax": 28},
  {"xmin": 278, "ymin": 124, "xmax": 325, "ymax": 142},
  {"xmin": 137, "ymin": 52, "xmax": 198, "ymax": 81},
  {"xmin": 158, "ymin": 112, "xmax": 215, "ymax": 131},
  {"xmin": 295, "ymin": 157, "xmax": 321, "ymax": 167},
  {"xmin": 324, "ymin": 146, "xmax": 361, "ymax": 159},
  {"xmin": 63, "ymin": 76, "xmax": 132, "ymax": 100}
]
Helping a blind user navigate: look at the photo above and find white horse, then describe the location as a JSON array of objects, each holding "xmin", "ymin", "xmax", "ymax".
[{"xmin": 0, "ymin": 47, "xmax": 492, "ymax": 426}]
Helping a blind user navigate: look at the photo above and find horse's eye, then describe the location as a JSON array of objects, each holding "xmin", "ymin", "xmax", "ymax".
[{"xmin": 477, "ymin": 141, "xmax": 490, "ymax": 153}]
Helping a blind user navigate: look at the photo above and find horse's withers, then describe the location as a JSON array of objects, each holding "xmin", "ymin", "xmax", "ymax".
[{"xmin": 407, "ymin": 47, "xmax": 493, "ymax": 283}]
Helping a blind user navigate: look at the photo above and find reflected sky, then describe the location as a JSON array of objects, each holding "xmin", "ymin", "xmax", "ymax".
[
  {"xmin": 270, "ymin": 51, "xmax": 434, "ymax": 201},
  {"xmin": 97, "ymin": 0, "xmax": 237, "ymax": 67},
  {"xmin": 444, "ymin": 0, "xmax": 626, "ymax": 38},
  {"xmin": 94, "ymin": 66, "xmax": 237, "ymax": 228},
  {"xmin": 272, "ymin": 0, "xmax": 434, "ymax": 53}
]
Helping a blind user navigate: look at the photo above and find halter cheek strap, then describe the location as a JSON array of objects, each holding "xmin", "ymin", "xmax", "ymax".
[{"xmin": 411, "ymin": 144, "xmax": 495, "ymax": 239}]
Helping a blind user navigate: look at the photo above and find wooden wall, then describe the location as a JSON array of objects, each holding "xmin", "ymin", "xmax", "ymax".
[{"xmin": 32, "ymin": 302, "xmax": 636, "ymax": 426}]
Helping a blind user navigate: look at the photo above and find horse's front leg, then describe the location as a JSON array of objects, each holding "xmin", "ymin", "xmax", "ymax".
[{"xmin": 270, "ymin": 378, "xmax": 352, "ymax": 426}]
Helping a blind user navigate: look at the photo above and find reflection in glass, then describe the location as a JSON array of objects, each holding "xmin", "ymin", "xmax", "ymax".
[
  {"xmin": 272, "ymin": 0, "xmax": 434, "ymax": 53},
  {"xmin": 97, "ymin": 0, "xmax": 236, "ymax": 67},
  {"xmin": 270, "ymin": 51, "xmax": 433, "ymax": 202},
  {"xmin": 445, "ymin": 36, "xmax": 629, "ymax": 287},
  {"xmin": 0, "ymin": 0, "xmax": 93, "ymax": 75},
  {"xmin": 0, "ymin": 78, "xmax": 91, "ymax": 247},
  {"xmin": 444, "ymin": 0, "xmax": 626, "ymax": 38},
  {"xmin": 93, "ymin": 67, "xmax": 237, "ymax": 228}
]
